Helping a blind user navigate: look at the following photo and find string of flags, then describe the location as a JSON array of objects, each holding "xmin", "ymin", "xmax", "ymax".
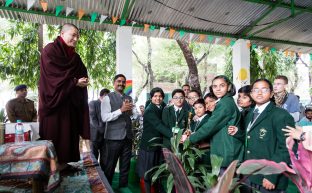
[{"xmin": 4, "ymin": 0, "xmax": 312, "ymax": 59}]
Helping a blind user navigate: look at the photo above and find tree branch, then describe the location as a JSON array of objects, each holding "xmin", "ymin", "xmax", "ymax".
[
  {"xmin": 132, "ymin": 49, "xmax": 150, "ymax": 103},
  {"xmin": 300, "ymin": 57, "xmax": 309, "ymax": 68},
  {"xmin": 196, "ymin": 43, "xmax": 212, "ymax": 65},
  {"xmin": 134, "ymin": 76, "xmax": 149, "ymax": 103},
  {"xmin": 132, "ymin": 50, "xmax": 145, "ymax": 67}
]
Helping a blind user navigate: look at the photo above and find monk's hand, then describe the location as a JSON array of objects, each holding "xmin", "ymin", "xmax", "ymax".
[
  {"xmin": 262, "ymin": 178, "xmax": 275, "ymax": 190},
  {"xmin": 76, "ymin": 77, "xmax": 89, "ymax": 87},
  {"xmin": 282, "ymin": 126, "xmax": 303, "ymax": 140},
  {"xmin": 120, "ymin": 101, "xmax": 133, "ymax": 112},
  {"xmin": 228, "ymin": 126, "xmax": 238, "ymax": 136}
]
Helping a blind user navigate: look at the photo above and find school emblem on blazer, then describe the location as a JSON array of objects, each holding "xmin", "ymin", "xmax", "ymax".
[{"xmin": 259, "ymin": 128, "xmax": 267, "ymax": 139}]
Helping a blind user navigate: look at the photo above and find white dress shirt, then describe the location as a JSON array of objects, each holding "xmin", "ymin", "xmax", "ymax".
[{"xmin": 101, "ymin": 95, "xmax": 122, "ymax": 122}]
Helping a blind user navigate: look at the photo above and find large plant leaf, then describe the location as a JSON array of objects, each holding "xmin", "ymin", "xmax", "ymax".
[
  {"xmin": 201, "ymin": 173, "xmax": 218, "ymax": 189},
  {"xmin": 148, "ymin": 137, "xmax": 167, "ymax": 148},
  {"xmin": 162, "ymin": 148, "xmax": 195, "ymax": 193},
  {"xmin": 237, "ymin": 158, "xmax": 307, "ymax": 193},
  {"xmin": 190, "ymin": 146, "xmax": 205, "ymax": 158},
  {"xmin": 207, "ymin": 160, "xmax": 238, "ymax": 193},
  {"xmin": 187, "ymin": 157, "xmax": 195, "ymax": 171},
  {"xmin": 286, "ymin": 137, "xmax": 312, "ymax": 192},
  {"xmin": 167, "ymin": 174, "xmax": 174, "ymax": 193},
  {"xmin": 211, "ymin": 154, "xmax": 223, "ymax": 176},
  {"xmin": 150, "ymin": 163, "xmax": 167, "ymax": 183},
  {"xmin": 237, "ymin": 159, "xmax": 295, "ymax": 176}
]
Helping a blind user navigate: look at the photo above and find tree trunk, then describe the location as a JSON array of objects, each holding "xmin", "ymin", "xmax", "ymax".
[
  {"xmin": 202, "ymin": 56, "xmax": 208, "ymax": 94},
  {"xmin": 37, "ymin": 24, "xmax": 44, "ymax": 120},
  {"xmin": 299, "ymin": 56, "xmax": 312, "ymax": 103},
  {"xmin": 290, "ymin": 68, "xmax": 298, "ymax": 93},
  {"xmin": 132, "ymin": 36, "xmax": 154, "ymax": 103},
  {"xmin": 147, "ymin": 36, "xmax": 154, "ymax": 90},
  {"xmin": 177, "ymin": 40, "xmax": 201, "ymax": 93},
  {"xmin": 290, "ymin": 56, "xmax": 300, "ymax": 93}
]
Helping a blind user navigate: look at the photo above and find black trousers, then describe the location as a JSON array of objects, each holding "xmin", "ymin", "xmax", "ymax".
[
  {"xmin": 103, "ymin": 138, "xmax": 132, "ymax": 187},
  {"xmin": 90, "ymin": 139, "xmax": 105, "ymax": 170}
]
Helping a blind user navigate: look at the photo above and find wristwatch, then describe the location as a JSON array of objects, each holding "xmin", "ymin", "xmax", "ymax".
[{"xmin": 299, "ymin": 132, "xmax": 306, "ymax": 142}]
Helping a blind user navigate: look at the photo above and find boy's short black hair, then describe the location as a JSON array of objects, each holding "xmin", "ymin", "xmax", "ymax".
[
  {"xmin": 203, "ymin": 92, "xmax": 217, "ymax": 101},
  {"xmin": 182, "ymin": 84, "xmax": 190, "ymax": 88},
  {"xmin": 193, "ymin": 98, "xmax": 205, "ymax": 107},
  {"xmin": 100, "ymin": 88, "xmax": 110, "ymax": 97},
  {"xmin": 189, "ymin": 89, "xmax": 201, "ymax": 98},
  {"xmin": 113, "ymin": 74, "xmax": 126, "ymax": 82},
  {"xmin": 172, "ymin": 89, "xmax": 185, "ymax": 97}
]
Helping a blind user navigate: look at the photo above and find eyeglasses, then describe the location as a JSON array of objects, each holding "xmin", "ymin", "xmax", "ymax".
[
  {"xmin": 173, "ymin": 96, "xmax": 184, "ymax": 100},
  {"xmin": 251, "ymin": 88, "xmax": 270, "ymax": 94},
  {"xmin": 188, "ymin": 96, "xmax": 199, "ymax": 101}
]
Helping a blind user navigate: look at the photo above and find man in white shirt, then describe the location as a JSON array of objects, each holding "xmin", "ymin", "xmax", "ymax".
[{"xmin": 100, "ymin": 74, "xmax": 133, "ymax": 190}]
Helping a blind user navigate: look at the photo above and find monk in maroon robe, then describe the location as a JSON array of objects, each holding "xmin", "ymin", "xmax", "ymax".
[{"xmin": 39, "ymin": 24, "xmax": 90, "ymax": 165}]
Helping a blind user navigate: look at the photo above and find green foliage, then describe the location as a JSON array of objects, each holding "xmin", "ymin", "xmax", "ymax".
[
  {"xmin": 148, "ymin": 129, "xmax": 223, "ymax": 193},
  {"xmin": 76, "ymin": 29, "xmax": 116, "ymax": 89},
  {"xmin": 250, "ymin": 49, "xmax": 263, "ymax": 83},
  {"xmin": 152, "ymin": 40, "xmax": 186, "ymax": 83},
  {"xmin": 224, "ymin": 47, "xmax": 233, "ymax": 81},
  {"xmin": 0, "ymin": 20, "xmax": 116, "ymax": 90},
  {"xmin": 0, "ymin": 21, "xmax": 40, "ymax": 89},
  {"xmin": 145, "ymin": 38, "xmax": 227, "ymax": 87},
  {"xmin": 250, "ymin": 48, "xmax": 297, "ymax": 83},
  {"xmin": 0, "ymin": 108, "xmax": 6, "ymax": 123}
]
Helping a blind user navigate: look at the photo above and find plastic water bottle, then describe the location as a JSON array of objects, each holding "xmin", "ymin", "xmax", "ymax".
[{"xmin": 15, "ymin": 120, "xmax": 24, "ymax": 143}]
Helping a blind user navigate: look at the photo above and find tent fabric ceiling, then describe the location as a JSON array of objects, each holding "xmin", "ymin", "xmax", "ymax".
[{"xmin": 1, "ymin": 0, "xmax": 312, "ymax": 53}]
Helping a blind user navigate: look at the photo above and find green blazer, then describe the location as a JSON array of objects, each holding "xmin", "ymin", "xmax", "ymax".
[
  {"xmin": 243, "ymin": 102, "xmax": 295, "ymax": 190},
  {"xmin": 139, "ymin": 103, "xmax": 172, "ymax": 151},
  {"xmin": 162, "ymin": 105, "xmax": 189, "ymax": 131},
  {"xmin": 162, "ymin": 105, "xmax": 189, "ymax": 147},
  {"xmin": 189, "ymin": 94, "xmax": 243, "ymax": 167},
  {"xmin": 190, "ymin": 114, "xmax": 210, "ymax": 132}
]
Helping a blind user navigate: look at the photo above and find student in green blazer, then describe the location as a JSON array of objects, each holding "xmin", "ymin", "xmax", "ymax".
[
  {"xmin": 190, "ymin": 99, "xmax": 210, "ymax": 132},
  {"xmin": 204, "ymin": 92, "xmax": 218, "ymax": 115},
  {"xmin": 228, "ymin": 85, "xmax": 254, "ymax": 141},
  {"xmin": 189, "ymin": 93, "xmax": 217, "ymax": 132},
  {"xmin": 162, "ymin": 89, "xmax": 188, "ymax": 147},
  {"xmin": 238, "ymin": 79, "xmax": 295, "ymax": 192},
  {"xmin": 187, "ymin": 89, "xmax": 201, "ymax": 117},
  {"xmin": 184, "ymin": 75, "xmax": 243, "ymax": 170},
  {"xmin": 136, "ymin": 87, "xmax": 172, "ymax": 193}
]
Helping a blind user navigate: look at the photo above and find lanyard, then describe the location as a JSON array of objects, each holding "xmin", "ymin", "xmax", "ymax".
[{"xmin": 175, "ymin": 110, "xmax": 180, "ymax": 126}]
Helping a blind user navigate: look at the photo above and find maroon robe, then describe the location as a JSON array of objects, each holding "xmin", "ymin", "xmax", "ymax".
[{"xmin": 39, "ymin": 36, "xmax": 90, "ymax": 164}]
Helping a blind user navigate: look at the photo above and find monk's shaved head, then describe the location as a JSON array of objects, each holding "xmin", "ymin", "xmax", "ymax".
[
  {"xmin": 60, "ymin": 23, "xmax": 79, "ymax": 33},
  {"xmin": 60, "ymin": 23, "xmax": 80, "ymax": 47}
]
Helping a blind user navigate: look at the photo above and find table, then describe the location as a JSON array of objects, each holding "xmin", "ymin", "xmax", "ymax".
[
  {"xmin": 0, "ymin": 140, "xmax": 60, "ymax": 192},
  {"xmin": 4, "ymin": 122, "xmax": 40, "ymax": 143}
]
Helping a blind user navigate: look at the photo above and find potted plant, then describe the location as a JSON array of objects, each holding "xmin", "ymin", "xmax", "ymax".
[{"xmin": 148, "ymin": 129, "xmax": 226, "ymax": 193}]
